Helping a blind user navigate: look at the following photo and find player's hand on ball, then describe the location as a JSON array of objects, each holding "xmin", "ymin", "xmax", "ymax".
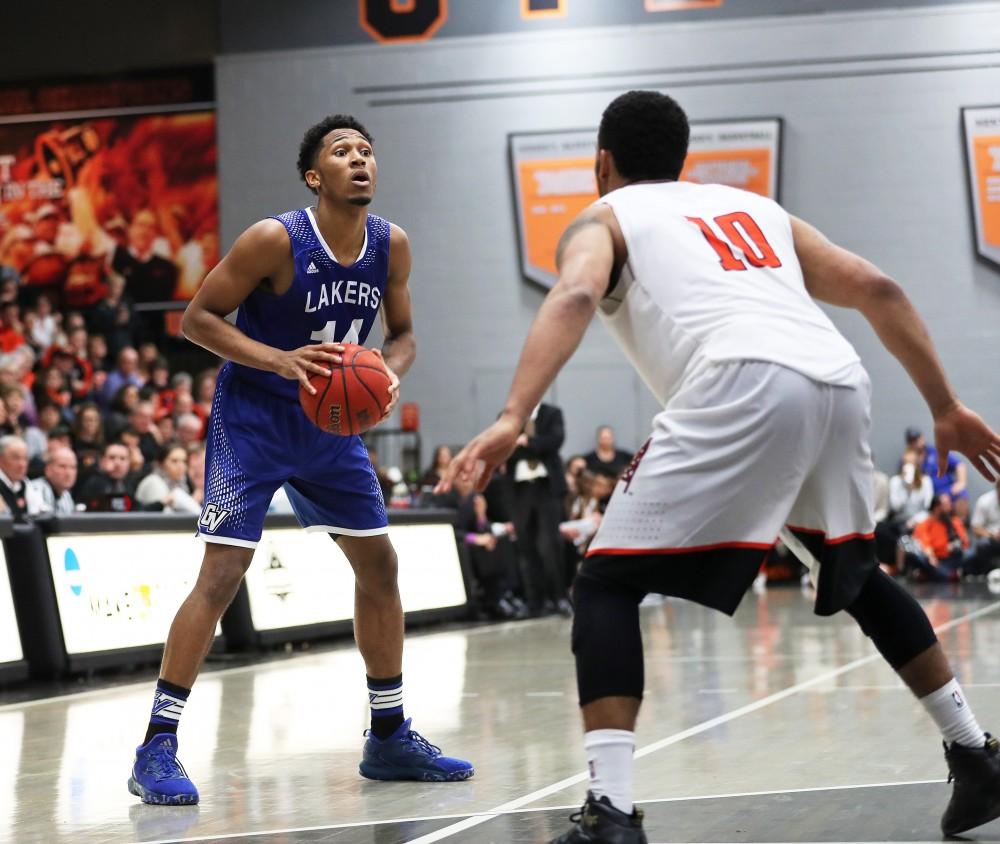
[
  {"xmin": 437, "ymin": 414, "xmax": 522, "ymax": 494},
  {"xmin": 276, "ymin": 343, "xmax": 345, "ymax": 395},
  {"xmin": 933, "ymin": 402, "xmax": 1000, "ymax": 481}
]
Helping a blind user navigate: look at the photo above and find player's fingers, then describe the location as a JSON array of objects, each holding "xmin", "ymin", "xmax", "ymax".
[
  {"xmin": 315, "ymin": 343, "xmax": 345, "ymax": 353},
  {"xmin": 298, "ymin": 370, "xmax": 317, "ymax": 395},
  {"xmin": 305, "ymin": 361, "xmax": 332, "ymax": 378},
  {"xmin": 305, "ymin": 350, "xmax": 342, "ymax": 365}
]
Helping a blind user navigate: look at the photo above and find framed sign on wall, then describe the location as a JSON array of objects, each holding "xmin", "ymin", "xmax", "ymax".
[
  {"xmin": 962, "ymin": 106, "xmax": 1000, "ymax": 270},
  {"xmin": 509, "ymin": 117, "xmax": 782, "ymax": 289}
]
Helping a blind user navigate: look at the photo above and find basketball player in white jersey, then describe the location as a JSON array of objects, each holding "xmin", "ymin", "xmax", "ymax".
[{"xmin": 441, "ymin": 91, "xmax": 1000, "ymax": 842}]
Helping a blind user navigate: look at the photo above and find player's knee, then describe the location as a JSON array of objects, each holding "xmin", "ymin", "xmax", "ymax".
[
  {"xmin": 353, "ymin": 545, "xmax": 399, "ymax": 596},
  {"xmin": 197, "ymin": 548, "xmax": 251, "ymax": 609},
  {"xmin": 846, "ymin": 568, "xmax": 937, "ymax": 669}
]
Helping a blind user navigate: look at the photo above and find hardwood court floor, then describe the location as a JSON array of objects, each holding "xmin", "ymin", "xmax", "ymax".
[{"xmin": 4, "ymin": 582, "xmax": 1000, "ymax": 843}]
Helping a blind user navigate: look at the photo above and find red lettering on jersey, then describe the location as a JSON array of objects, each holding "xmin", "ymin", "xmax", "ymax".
[
  {"xmin": 686, "ymin": 216, "xmax": 745, "ymax": 271},
  {"xmin": 687, "ymin": 212, "xmax": 783, "ymax": 272}
]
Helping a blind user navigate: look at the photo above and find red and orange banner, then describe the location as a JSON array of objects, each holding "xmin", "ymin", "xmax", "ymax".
[
  {"xmin": 509, "ymin": 119, "xmax": 781, "ymax": 288},
  {"xmin": 0, "ymin": 108, "xmax": 218, "ymax": 310},
  {"xmin": 962, "ymin": 106, "xmax": 1000, "ymax": 269}
]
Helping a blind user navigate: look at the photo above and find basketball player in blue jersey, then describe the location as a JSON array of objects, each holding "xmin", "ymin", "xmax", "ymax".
[{"xmin": 127, "ymin": 115, "xmax": 473, "ymax": 805}]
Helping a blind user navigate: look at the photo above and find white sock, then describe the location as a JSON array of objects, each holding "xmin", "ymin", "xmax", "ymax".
[
  {"xmin": 919, "ymin": 678, "xmax": 986, "ymax": 748},
  {"xmin": 584, "ymin": 729, "xmax": 635, "ymax": 814}
]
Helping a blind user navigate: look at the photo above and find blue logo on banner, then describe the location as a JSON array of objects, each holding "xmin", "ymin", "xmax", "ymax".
[{"xmin": 64, "ymin": 548, "xmax": 82, "ymax": 597}]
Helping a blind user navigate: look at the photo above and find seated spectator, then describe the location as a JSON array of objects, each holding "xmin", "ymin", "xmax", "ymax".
[
  {"xmin": 148, "ymin": 357, "xmax": 174, "ymax": 414},
  {"xmin": 27, "ymin": 293, "xmax": 59, "ymax": 349},
  {"xmin": 134, "ymin": 443, "xmax": 202, "ymax": 514},
  {"xmin": 459, "ymin": 489, "xmax": 520, "ymax": 619},
  {"xmin": 86, "ymin": 333, "xmax": 108, "ymax": 374},
  {"xmin": 118, "ymin": 427, "xmax": 149, "ymax": 477},
  {"xmin": 156, "ymin": 413, "xmax": 175, "ymax": 445},
  {"xmin": 71, "ymin": 401, "xmax": 104, "ymax": 477},
  {"xmin": 26, "ymin": 446, "xmax": 77, "ymax": 516},
  {"xmin": 175, "ymin": 412, "xmax": 203, "ymax": 447},
  {"xmin": 128, "ymin": 400, "xmax": 162, "ymax": 464},
  {"xmin": 105, "ymin": 383, "xmax": 141, "ymax": 440},
  {"xmin": 906, "ymin": 426, "xmax": 968, "ymax": 501},
  {"xmin": 969, "ymin": 478, "xmax": 1000, "ymax": 575},
  {"xmin": 0, "ymin": 382, "xmax": 31, "ymax": 429},
  {"xmin": 903, "ymin": 494, "xmax": 970, "ymax": 582},
  {"xmin": 420, "ymin": 445, "xmax": 452, "ymax": 489},
  {"xmin": 0, "ymin": 435, "xmax": 29, "ymax": 519},
  {"xmin": 100, "ymin": 346, "xmax": 143, "ymax": 409},
  {"xmin": 44, "ymin": 343, "xmax": 93, "ymax": 401},
  {"xmin": 187, "ymin": 443, "xmax": 206, "ymax": 506},
  {"xmin": 0, "ymin": 301, "xmax": 26, "ymax": 353},
  {"xmin": 875, "ymin": 448, "xmax": 933, "ymax": 566},
  {"xmin": 193, "ymin": 368, "xmax": 217, "ymax": 418},
  {"xmin": 24, "ymin": 400, "xmax": 62, "ymax": 463},
  {"xmin": 584, "ymin": 425, "xmax": 633, "ymax": 477},
  {"xmin": 77, "ymin": 441, "xmax": 137, "ymax": 512},
  {"xmin": 32, "ymin": 364, "xmax": 71, "ymax": 412}
]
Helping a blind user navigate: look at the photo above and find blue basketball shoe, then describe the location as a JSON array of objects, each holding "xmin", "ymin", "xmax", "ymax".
[
  {"xmin": 359, "ymin": 718, "xmax": 474, "ymax": 782},
  {"xmin": 127, "ymin": 734, "xmax": 200, "ymax": 805}
]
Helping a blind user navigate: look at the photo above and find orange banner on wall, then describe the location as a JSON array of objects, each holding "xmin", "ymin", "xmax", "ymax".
[
  {"xmin": 510, "ymin": 119, "xmax": 781, "ymax": 288},
  {"xmin": 963, "ymin": 106, "xmax": 1000, "ymax": 268}
]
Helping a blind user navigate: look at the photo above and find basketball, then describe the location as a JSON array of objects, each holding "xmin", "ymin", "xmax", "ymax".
[{"xmin": 299, "ymin": 344, "xmax": 392, "ymax": 436}]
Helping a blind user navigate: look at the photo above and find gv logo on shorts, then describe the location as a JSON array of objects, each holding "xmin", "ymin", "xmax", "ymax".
[{"xmin": 199, "ymin": 503, "xmax": 231, "ymax": 533}]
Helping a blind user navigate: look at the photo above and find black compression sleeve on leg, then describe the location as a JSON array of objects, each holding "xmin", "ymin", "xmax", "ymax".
[
  {"xmin": 572, "ymin": 573, "xmax": 645, "ymax": 706},
  {"xmin": 845, "ymin": 568, "xmax": 938, "ymax": 669}
]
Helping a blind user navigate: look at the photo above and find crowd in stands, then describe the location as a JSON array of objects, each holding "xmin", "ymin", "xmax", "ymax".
[
  {"xmin": 0, "ymin": 283, "xmax": 212, "ymax": 520},
  {"xmin": 874, "ymin": 427, "xmax": 1000, "ymax": 583}
]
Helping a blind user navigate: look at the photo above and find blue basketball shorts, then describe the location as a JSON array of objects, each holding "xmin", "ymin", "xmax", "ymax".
[{"xmin": 197, "ymin": 365, "xmax": 388, "ymax": 548}]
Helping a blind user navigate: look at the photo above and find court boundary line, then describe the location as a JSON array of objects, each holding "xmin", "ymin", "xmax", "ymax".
[
  {"xmin": 399, "ymin": 598, "xmax": 1000, "ymax": 843},
  {"xmin": 128, "ymin": 777, "xmax": 948, "ymax": 844}
]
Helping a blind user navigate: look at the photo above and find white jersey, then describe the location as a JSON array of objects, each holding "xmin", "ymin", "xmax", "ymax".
[{"xmin": 597, "ymin": 181, "xmax": 862, "ymax": 405}]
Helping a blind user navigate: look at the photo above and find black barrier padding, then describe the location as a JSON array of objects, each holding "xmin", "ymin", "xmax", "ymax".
[
  {"xmin": 221, "ymin": 581, "xmax": 257, "ymax": 651},
  {"xmin": 5, "ymin": 523, "xmax": 66, "ymax": 679}
]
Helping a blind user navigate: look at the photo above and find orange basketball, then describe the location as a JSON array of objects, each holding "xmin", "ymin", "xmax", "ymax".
[{"xmin": 299, "ymin": 344, "xmax": 392, "ymax": 436}]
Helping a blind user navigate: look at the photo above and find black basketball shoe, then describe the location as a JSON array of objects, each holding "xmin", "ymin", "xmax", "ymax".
[
  {"xmin": 550, "ymin": 792, "xmax": 648, "ymax": 843},
  {"xmin": 941, "ymin": 733, "xmax": 1000, "ymax": 836}
]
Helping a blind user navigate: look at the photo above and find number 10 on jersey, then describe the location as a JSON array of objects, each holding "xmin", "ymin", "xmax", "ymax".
[{"xmin": 686, "ymin": 212, "xmax": 782, "ymax": 272}]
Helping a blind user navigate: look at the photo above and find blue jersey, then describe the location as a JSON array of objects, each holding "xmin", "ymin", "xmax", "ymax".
[{"xmin": 230, "ymin": 207, "xmax": 390, "ymax": 399}]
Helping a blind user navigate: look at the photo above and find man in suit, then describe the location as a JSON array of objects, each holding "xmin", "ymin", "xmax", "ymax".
[
  {"xmin": 506, "ymin": 402, "xmax": 571, "ymax": 616},
  {"xmin": 0, "ymin": 435, "xmax": 29, "ymax": 520}
]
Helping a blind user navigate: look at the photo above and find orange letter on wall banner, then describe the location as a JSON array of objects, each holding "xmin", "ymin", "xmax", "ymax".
[{"xmin": 360, "ymin": 0, "xmax": 448, "ymax": 43}]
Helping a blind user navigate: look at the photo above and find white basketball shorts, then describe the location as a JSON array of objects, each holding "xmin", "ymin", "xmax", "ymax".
[{"xmin": 583, "ymin": 360, "xmax": 877, "ymax": 615}]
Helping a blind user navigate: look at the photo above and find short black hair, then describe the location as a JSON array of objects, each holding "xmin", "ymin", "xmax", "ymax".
[
  {"xmin": 598, "ymin": 91, "xmax": 690, "ymax": 182},
  {"xmin": 297, "ymin": 115, "xmax": 373, "ymax": 194}
]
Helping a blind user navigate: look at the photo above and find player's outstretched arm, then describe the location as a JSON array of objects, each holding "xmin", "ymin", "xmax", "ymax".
[
  {"xmin": 439, "ymin": 205, "xmax": 624, "ymax": 492},
  {"xmin": 791, "ymin": 216, "xmax": 1000, "ymax": 480},
  {"xmin": 374, "ymin": 224, "xmax": 416, "ymax": 419},
  {"xmin": 181, "ymin": 219, "xmax": 344, "ymax": 395}
]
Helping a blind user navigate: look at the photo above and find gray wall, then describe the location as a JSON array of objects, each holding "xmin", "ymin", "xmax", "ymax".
[
  {"xmin": 217, "ymin": 4, "xmax": 1000, "ymax": 493},
  {"xmin": 221, "ymin": 0, "xmax": 981, "ymax": 50}
]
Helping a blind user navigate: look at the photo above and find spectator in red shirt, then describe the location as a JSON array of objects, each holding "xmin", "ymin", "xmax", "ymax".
[
  {"xmin": 905, "ymin": 494, "xmax": 971, "ymax": 582},
  {"xmin": 0, "ymin": 302, "xmax": 26, "ymax": 353}
]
